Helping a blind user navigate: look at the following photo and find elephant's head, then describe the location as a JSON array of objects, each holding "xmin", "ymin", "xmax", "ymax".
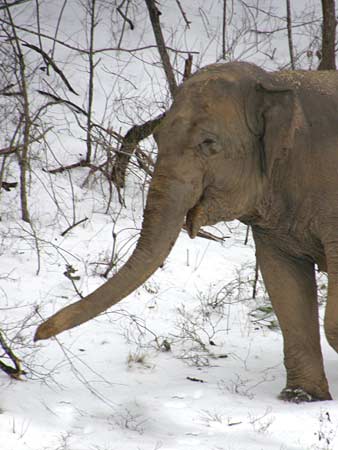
[{"xmin": 35, "ymin": 62, "xmax": 296, "ymax": 340}]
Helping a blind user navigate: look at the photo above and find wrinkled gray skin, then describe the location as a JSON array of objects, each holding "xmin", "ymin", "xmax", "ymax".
[{"xmin": 35, "ymin": 62, "xmax": 338, "ymax": 402}]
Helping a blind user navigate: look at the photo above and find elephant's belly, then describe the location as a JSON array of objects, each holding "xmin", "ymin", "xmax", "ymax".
[{"xmin": 252, "ymin": 224, "xmax": 327, "ymax": 271}]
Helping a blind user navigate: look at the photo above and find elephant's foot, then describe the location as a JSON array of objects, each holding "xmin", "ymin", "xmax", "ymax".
[{"xmin": 279, "ymin": 387, "xmax": 332, "ymax": 403}]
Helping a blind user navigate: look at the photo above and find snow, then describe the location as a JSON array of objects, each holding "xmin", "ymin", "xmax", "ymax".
[{"xmin": 1, "ymin": 1, "xmax": 338, "ymax": 449}]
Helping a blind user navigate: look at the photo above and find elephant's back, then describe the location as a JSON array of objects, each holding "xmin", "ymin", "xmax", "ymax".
[
  {"xmin": 183, "ymin": 61, "xmax": 266, "ymax": 87},
  {"xmin": 275, "ymin": 70, "xmax": 338, "ymax": 98}
]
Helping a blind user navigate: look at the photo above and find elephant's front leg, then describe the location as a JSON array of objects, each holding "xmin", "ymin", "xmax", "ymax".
[{"xmin": 253, "ymin": 230, "xmax": 331, "ymax": 402}]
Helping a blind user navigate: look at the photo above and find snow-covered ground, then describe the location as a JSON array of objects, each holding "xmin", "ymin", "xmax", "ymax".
[
  {"xmin": 2, "ymin": 192, "xmax": 338, "ymax": 450},
  {"xmin": 1, "ymin": 1, "xmax": 338, "ymax": 449}
]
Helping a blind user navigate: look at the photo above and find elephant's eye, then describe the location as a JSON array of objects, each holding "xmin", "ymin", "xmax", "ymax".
[
  {"xmin": 203, "ymin": 138, "xmax": 214, "ymax": 145},
  {"xmin": 198, "ymin": 138, "xmax": 220, "ymax": 156}
]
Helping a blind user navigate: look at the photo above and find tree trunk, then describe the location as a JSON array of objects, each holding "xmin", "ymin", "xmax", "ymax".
[
  {"xmin": 286, "ymin": 0, "xmax": 295, "ymax": 69},
  {"xmin": 144, "ymin": 0, "xmax": 177, "ymax": 98},
  {"xmin": 318, "ymin": 0, "xmax": 337, "ymax": 70}
]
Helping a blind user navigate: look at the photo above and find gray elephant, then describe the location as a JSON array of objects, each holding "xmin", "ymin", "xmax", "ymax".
[{"xmin": 35, "ymin": 62, "xmax": 338, "ymax": 402}]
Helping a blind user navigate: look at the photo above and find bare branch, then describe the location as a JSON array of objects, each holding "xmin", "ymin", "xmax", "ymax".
[
  {"xmin": 117, "ymin": 0, "xmax": 134, "ymax": 30},
  {"xmin": 0, "ymin": 18, "xmax": 198, "ymax": 55},
  {"xmin": 22, "ymin": 42, "xmax": 78, "ymax": 94},
  {"xmin": 0, "ymin": 128, "xmax": 52, "ymax": 156},
  {"xmin": 61, "ymin": 217, "xmax": 89, "ymax": 237},
  {"xmin": 37, "ymin": 90, "xmax": 87, "ymax": 114},
  {"xmin": 0, "ymin": 0, "xmax": 30, "ymax": 9},
  {"xmin": 0, "ymin": 329, "xmax": 25, "ymax": 379},
  {"xmin": 47, "ymin": 159, "xmax": 89, "ymax": 174},
  {"xmin": 111, "ymin": 113, "xmax": 165, "ymax": 190},
  {"xmin": 51, "ymin": 0, "xmax": 68, "ymax": 60},
  {"xmin": 175, "ymin": 0, "xmax": 191, "ymax": 28},
  {"xmin": 183, "ymin": 53, "xmax": 193, "ymax": 81},
  {"xmin": 144, "ymin": 0, "xmax": 178, "ymax": 98}
]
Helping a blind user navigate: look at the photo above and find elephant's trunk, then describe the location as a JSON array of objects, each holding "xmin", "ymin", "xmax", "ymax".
[{"xmin": 34, "ymin": 171, "xmax": 200, "ymax": 341}]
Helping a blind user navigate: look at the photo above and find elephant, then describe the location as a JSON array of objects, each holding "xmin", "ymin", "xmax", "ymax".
[{"xmin": 35, "ymin": 61, "xmax": 338, "ymax": 402}]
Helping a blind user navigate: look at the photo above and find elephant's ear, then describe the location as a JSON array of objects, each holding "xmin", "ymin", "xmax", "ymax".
[{"xmin": 256, "ymin": 80, "xmax": 304, "ymax": 179}]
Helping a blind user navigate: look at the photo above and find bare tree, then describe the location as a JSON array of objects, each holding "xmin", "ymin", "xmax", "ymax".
[
  {"xmin": 144, "ymin": 0, "xmax": 177, "ymax": 98},
  {"xmin": 85, "ymin": 0, "xmax": 97, "ymax": 163},
  {"xmin": 286, "ymin": 0, "xmax": 295, "ymax": 69},
  {"xmin": 3, "ymin": 1, "xmax": 31, "ymax": 223},
  {"xmin": 318, "ymin": 0, "xmax": 337, "ymax": 70},
  {"xmin": 222, "ymin": 0, "xmax": 227, "ymax": 60}
]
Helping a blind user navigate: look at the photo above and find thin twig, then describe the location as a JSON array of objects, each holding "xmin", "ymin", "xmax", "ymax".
[
  {"xmin": 37, "ymin": 90, "xmax": 87, "ymax": 114},
  {"xmin": 252, "ymin": 260, "xmax": 259, "ymax": 299},
  {"xmin": 175, "ymin": 0, "xmax": 191, "ymax": 28},
  {"xmin": 0, "ymin": 18, "xmax": 198, "ymax": 55},
  {"xmin": 244, "ymin": 225, "xmax": 250, "ymax": 245},
  {"xmin": 0, "ymin": 0, "xmax": 30, "ymax": 8},
  {"xmin": 51, "ymin": 0, "xmax": 68, "ymax": 60},
  {"xmin": 61, "ymin": 217, "xmax": 89, "ymax": 237},
  {"xmin": 64, "ymin": 265, "xmax": 84, "ymax": 299},
  {"xmin": 0, "ymin": 127, "xmax": 53, "ymax": 156},
  {"xmin": 34, "ymin": 0, "xmax": 49, "ymax": 72},
  {"xmin": 117, "ymin": 0, "xmax": 134, "ymax": 30},
  {"xmin": 29, "ymin": 220, "xmax": 42, "ymax": 276},
  {"xmin": 22, "ymin": 42, "xmax": 78, "ymax": 94}
]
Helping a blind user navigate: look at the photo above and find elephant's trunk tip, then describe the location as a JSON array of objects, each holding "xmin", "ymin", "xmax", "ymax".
[{"xmin": 34, "ymin": 321, "xmax": 58, "ymax": 341}]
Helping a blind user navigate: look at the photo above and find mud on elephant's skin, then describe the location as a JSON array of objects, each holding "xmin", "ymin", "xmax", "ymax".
[{"xmin": 35, "ymin": 61, "xmax": 338, "ymax": 402}]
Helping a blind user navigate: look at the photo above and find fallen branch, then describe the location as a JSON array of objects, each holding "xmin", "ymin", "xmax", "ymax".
[
  {"xmin": 61, "ymin": 217, "xmax": 88, "ymax": 237},
  {"xmin": 46, "ymin": 159, "xmax": 89, "ymax": 174},
  {"xmin": 0, "ymin": 330, "xmax": 25, "ymax": 380}
]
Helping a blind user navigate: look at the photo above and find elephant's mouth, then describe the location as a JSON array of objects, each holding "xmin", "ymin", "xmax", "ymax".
[{"xmin": 185, "ymin": 188, "xmax": 240, "ymax": 237}]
